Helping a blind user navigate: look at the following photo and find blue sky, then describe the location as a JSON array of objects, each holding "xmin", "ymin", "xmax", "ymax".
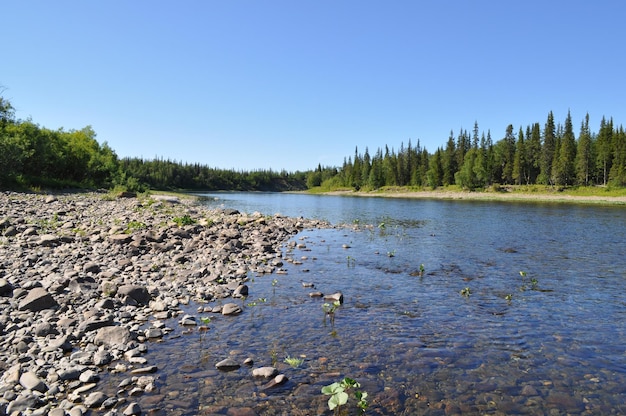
[{"xmin": 3, "ymin": 1, "xmax": 624, "ymax": 172}]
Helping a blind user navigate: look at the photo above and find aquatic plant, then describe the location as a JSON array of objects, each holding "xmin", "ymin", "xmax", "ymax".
[
  {"xmin": 346, "ymin": 255, "xmax": 356, "ymax": 267},
  {"xmin": 519, "ymin": 270, "xmax": 539, "ymax": 291},
  {"xmin": 284, "ymin": 356, "xmax": 304, "ymax": 368},
  {"xmin": 323, "ymin": 300, "xmax": 341, "ymax": 327},
  {"xmin": 322, "ymin": 377, "xmax": 368, "ymax": 415},
  {"xmin": 460, "ymin": 287, "xmax": 471, "ymax": 297}
]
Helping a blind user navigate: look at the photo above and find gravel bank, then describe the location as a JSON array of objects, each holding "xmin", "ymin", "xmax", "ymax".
[{"xmin": 0, "ymin": 191, "xmax": 330, "ymax": 415}]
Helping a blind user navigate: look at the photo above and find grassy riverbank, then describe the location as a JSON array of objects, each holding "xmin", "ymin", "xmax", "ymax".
[{"xmin": 308, "ymin": 185, "xmax": 626, "ymax": 205}]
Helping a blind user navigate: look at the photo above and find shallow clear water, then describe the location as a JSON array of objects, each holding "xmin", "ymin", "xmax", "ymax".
[{"xmin": 122, "ymin": 193, "xmax": 626, "ymax": 415}]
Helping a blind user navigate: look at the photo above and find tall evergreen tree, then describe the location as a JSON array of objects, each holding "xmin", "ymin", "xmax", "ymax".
[
  {"xmin": 554, "ymin": 110, "xmax": 577, "ymax": 185},
  {"xmin": 540, "ymin": 111, "xmax": 556, "ymax": 185},
  {"xmin": 442, "ymin": 131, "xmax": 457, "ymax": 186},
  {"xmin": 596, "ymin": 117, "xmax": 613, "ymax": 185},
  {"xmin": 512, "ymin": 127, "xmax": 526, "ymax": 185},
  {"xmin": 575, "ymin": 113, "xmax": 593, "ymax": 186}
]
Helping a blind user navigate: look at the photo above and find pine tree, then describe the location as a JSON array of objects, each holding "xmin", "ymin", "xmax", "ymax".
[
  {"xmin": 512, "ymin": 127, "xmax": 526, "ymax": 185},
  {"xmin": 596, "ymin": 117, "xmax": 613, "ymax": 185},
  {"xmin": 442, "ymin": 131, "xmax": 457, "ymax": 186},
  {"xmin": 555, "ymin": 110, "xmax": 577, "ymax": 185},
  {"xmin": 575, "ymin": 113, "xmax": 593, "ymax": 186},
  {"xmin": 540, "ymin": 111, "xmax": 556, "ymax": 185}
]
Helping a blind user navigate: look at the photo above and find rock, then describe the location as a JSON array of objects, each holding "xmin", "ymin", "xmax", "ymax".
[
  {"xmin": 79, "ymin": 369, "xmax": 100, "ymax": 383},
  {"xmin": 520, "ymin": 384, "xmax": 539, "ymax": 396},
  {"xmin": 222, "ymin": 303, "xmax": 243, "ymax": 315},
  {"xmin": 252, "ymin": 366, "xmax": 278, "ymax": 378},
  {"xmin": 118, "ymin": 284, "xmax": 151, "ymax": 305},
  {"xmin": 216, "ymin": 358, "xmax": 241, "ymax": 371},
  {"xmin": 94, "ymin": 326, "xmax": 132, "ymax": 346},
  {"xmin": 84, "ymin": 391, "xmax": 107, "ymax": 408},
  {"xmin": 145, "ymin": 328, "xmax": 163, "ymax": 338},
  {"xmin": 130, "ymin": 365, "xmax": 158, "ymax": 374},
  {"xmin": 324, "ymin": 292, "xmax": 344, "ymax": 304},
  {"xmin": 39, "ymin": 234, "xmax": 61, "ymax": 246},
  {"xmin": 34, "ymin": 321, "xmax": 58, "ymax": 337},
  {"xmin": 83, "ymin": 261, "xmax": 101, "ymax": 274},
  {"xmin": 19, "ymin": 371, "xmax": 48, "ymax": 392},
  {"xmin": 18, "ymin": 287, "xmax": 58, "ymax": 312},
  {"xmin": 123, "ymin": 402, "xmax": 142, "ymax": 415},
  {"xmin": 264, "ymin": 374, "xmax": 288, "ymax": 389},
  {"xmin": 0, "ymin": 278, "xmax": 13, "ymax": 296},
  {"xmin": 233, "ymin": 284, "xmax": 249, "ymax": 297},
  {"xmin": 109, "ymin": 234, "xmax": 133, "ymax": 244}
]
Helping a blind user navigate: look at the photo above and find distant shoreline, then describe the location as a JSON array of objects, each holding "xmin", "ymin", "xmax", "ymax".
[{"xmin": 312, "ymin": 189, "xmax": 626, "ymax": 205}]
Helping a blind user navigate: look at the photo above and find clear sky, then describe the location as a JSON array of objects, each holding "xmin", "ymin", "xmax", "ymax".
[{"xmin": 3, "ymin": 1, "xmax": 625, "ymax": 172}]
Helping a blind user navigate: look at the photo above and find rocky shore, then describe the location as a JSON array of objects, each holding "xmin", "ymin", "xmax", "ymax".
[{"xmin": 0, "ymin": 191, "xmax": 330, "ymax": 415}]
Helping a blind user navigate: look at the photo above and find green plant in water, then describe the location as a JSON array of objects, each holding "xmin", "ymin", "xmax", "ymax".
[
  {"xmin": 200, "ymin": 317, "xmax": 211, "ymax": 324},
  {"xmin": 323, "ymin": 300, "xmax": 341, "ymax": 327},
  {"xmin": 505, "ymin": 293, "xmax": 513, "ymax": 301},
  {"xmin": 346, "ymin": 255, "xmax": 356, "ymax": 268},
  {"xmin": 284, "ymin": 356, "xmax": 304, "ymax": 368},
  {"xmin": 322, "ymin": 377, "xmax": 368, "ymax": 415},
  {"xmin": 519, "ymin": 270, "xmax": 539, "ymax": 291},
  {"xmin": 271, "ymin": 278, "xmax": 279, "ymax": 286},
  {"xmin": 460, "ymin": 287, "xmax": 471, "ymax": 297}
]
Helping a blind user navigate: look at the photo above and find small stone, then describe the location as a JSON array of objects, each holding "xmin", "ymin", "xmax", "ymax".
[
  {"xmin": 216, "ymin": 358, "xmax": 240, "ymax": 371},
  {"xmin": 84, "ymin": 391, "xmax": 107, "ymax": 408},
  {"xmin": 123, "ymin": 402, "xmax": 142, "ymax": 415},
  {"xmin": 252, "ymin": 367, "xmax": 278, "ymax": 378}
]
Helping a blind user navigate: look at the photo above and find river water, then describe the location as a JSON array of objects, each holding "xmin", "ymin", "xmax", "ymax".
[{"xmin": 134, "ymin": 192, "xmax": 626, "ymax": 415}]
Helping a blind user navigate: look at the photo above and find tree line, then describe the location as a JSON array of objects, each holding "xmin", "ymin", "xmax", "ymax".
[
  {"xmin": 0, "ymin": 94, "xmax": 306, "ymax": 191},
  {"xmin": 313, "ymin": 111, "xmax": 626, "ymax": 190},
  {"xmin": 2, "ymin": 91, "xmax": 625, "ymax": 193}
]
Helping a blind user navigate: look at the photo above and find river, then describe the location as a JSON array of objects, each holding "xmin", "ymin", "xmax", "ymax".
[{"xmin": 141, "ymin": 192, "xmax": 626, "ymax": 415}]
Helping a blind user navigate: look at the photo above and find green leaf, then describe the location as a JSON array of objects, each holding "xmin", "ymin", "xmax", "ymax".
[
  {"xmin": 328, "ymin": 391, "xmax": 349, "ymax": 410},
  {"xmin": 321, "ymin": 382, "xmax": 342, "ymax": 395}
]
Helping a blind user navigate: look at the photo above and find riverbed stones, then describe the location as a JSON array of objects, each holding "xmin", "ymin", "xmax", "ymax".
[{"xmin": 0, "ymin": 191, "xmax": 331, "ymax": 414}]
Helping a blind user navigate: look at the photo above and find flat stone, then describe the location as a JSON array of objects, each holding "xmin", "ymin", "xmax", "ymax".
[
  {"xmin": 216, "ymin": 358, "xmax": 240, "ymax": 371},
  {"xmin": 18, "ymin": 287, "xmax": 58, "ymax": 312}
]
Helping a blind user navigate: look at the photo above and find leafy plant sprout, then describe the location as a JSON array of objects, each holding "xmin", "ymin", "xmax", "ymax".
[
  {"xmin": 323, "ymin": 300, "xmax": 341, "ymax": 327},
  {"xmin": 322, "ymin": 377, "xmax": 368, "ymax": 415},
  {"xmin": 284, "ymin": 356, "xmax": 304, "ymax": 368},
  {"xmin": 460, "ymin": 287, "xmax": 471, "ymax": 297},
  {"xmin": 519, "ymin": 270, "xmax": 539, "ymax": 291},
  {"xmin": 346, "ymin": 255, "xmax": 356, "ymax": 268}
]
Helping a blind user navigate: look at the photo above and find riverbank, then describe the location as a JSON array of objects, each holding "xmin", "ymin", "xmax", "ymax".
[
  {"xmin": 317, "ymin": 187, "xmax": 626, "ymax": 205},
  {"xmin": 0, "ymin": 191, "xmax": 330, "ymax": 415}
]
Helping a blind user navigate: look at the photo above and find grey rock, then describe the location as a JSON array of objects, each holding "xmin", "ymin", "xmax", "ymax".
[
  {"xmin": 19, "ymin": 371, "xmax": 47, "ymax": 392},
  {"xmin": 252, "ymin": 366, "xmax": 278, "ymax": 378},
  {"xmin": 123, "ymin": 402, "xmax": 142, "ymax": 415},
  {"xmin": 222, "ymin": 303, "xmax": 243, "ymax": 316},
  {"xmin": 0, "ymin": 278, "xmax": 13, "ymax": 296},
  {"xmin": 94, "ymin": 326, "xmax": 132, "ymax": 346},
  {"xmin": 118, "ymin": 285, "xmax": 151, "ymax": 305},
  {"xmin": 83, "ymin": 391, "xmax": 107, "ymax": 408},
  {"xmin": 216, "ymin": 358, "xmax": 240, "ymax": 371},
  {"xmin": 18, "ymin": 287, "xmax": 58, "ymax": 312}
]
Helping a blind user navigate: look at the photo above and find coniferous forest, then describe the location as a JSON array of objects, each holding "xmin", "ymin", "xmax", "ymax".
[
  {"xmin": 310, "ymin": 111, "xmax": 626, "ymax": 191},
  {"xmin": 1, "ymin": 92, "xmax": 625, "ymax": 193}
]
